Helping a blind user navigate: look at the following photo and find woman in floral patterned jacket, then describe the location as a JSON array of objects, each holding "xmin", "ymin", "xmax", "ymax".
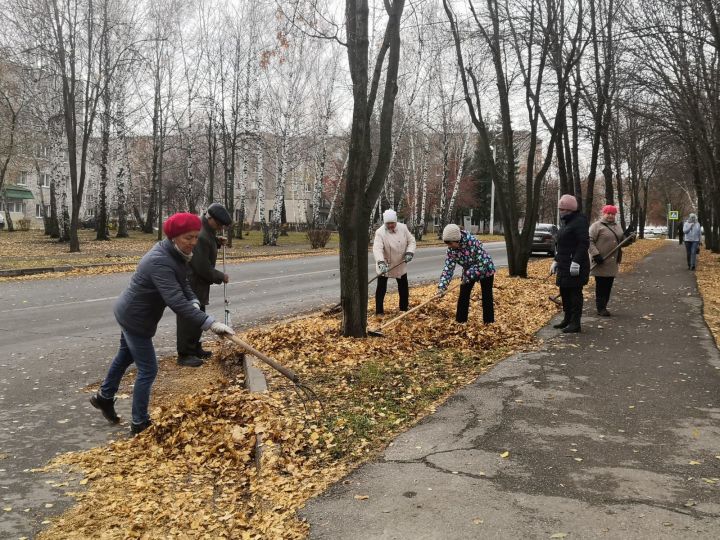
[{"xmin": 438, "ymin": 224, "xmax": 496, "ymax": 324}]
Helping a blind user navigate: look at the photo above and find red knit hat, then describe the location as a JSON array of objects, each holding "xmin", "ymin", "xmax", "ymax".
[
  {"xmin": 602, "ymin": 205, "xmax": 618, "ymax": 215},
  {"xmin": 163, "ymin": 212, "xmax": 202, "ymax": 239}
]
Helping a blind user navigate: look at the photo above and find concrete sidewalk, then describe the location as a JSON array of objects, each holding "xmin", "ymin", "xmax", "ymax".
[{"xmin": 303, "ymin": 242, "xmax": 720, "ymax": 539}]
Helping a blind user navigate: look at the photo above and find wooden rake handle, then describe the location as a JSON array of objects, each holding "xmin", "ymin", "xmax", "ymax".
[
  {"xmin": 225, "ymin": 334, "xmax": 299, "ymax": 383},
  {"xmin": 371, "ymin": 280, "xmax": 461, "ymax": 333}
]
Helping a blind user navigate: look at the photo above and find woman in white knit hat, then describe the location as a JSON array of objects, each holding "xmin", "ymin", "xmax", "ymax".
[
  {"xmin": 372, "ymin": 209, "xmax": 416, "ymax": 315},
  {"xmin": 438, "ymin": 223, "xmax": 496, "ymax": 324}
]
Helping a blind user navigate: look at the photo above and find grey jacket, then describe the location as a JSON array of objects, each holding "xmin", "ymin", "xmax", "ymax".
[
  {"xmin": 683, "ymin": 221, "xmax": 702, "ymax": 242},
  {"xmin": 189, "ymin": 216, "xmax": 225, "ymax": 305},
  {"xmin": 114, "ymin": 239, "xmax": 214, "ymax": 338}
]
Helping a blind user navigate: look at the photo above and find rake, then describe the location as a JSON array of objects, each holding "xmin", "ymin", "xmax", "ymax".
[
  {"xmin": 367, "ymin": 280, "xmax": 461, "ymax": 337},
  {"xmin": 548, "ymin": 232, "xmax": 636, "ymax": 305},
  {"xmin": 323, "ymin": 260, "xmax": 407, "ymax": 315},
  {"xmin": 224, "ymin": 334, "xmax": 323, "ymax": 415}
]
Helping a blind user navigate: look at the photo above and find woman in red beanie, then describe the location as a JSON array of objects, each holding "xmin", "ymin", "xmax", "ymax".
[
  {"xmin": 588, "ymin": 205, "xmax": 634, "ymax": 316},
  {"xmin": 90, "ymin": 212, "xmax": 235, "ymax": 435}
]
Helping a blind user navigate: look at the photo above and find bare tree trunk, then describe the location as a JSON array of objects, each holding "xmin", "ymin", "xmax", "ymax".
[
  {"xmin": 339, "ymin": 0, "xmax": 405, "ymax": 337},
  {"xmin": 114, "ymin": 85, "xmax": 131, "ymax": 237}
]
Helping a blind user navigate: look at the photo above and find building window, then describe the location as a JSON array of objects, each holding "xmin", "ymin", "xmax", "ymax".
[
  {"xmin": 36, "ymin": 144, "xmax": 49, "ymax": 158},
  {"xmin": 36, "ymin": 204, "xmax": 44, "ymax": 218},
  {"xmin": 18, "ymin": 171, "xmax": 29, "ymax": 185},
  {"xmin": 4, "ymin": 201, "xmax": 24, "ymax": 213},
  {"xmin": 39, "ymin": 173, "xmax": 51, "ymax": 187}
]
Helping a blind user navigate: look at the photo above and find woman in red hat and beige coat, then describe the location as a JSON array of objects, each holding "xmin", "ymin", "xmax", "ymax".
[
  {"xmin": 89, "ymin": 213, "xmax": 235, "ymax": 435},
  {"xmin": 588, "ymin": 205, "xmax": 634, "ymax": 316}
]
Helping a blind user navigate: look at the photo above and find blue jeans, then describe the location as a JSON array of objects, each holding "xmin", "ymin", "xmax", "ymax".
[
  {"xmin": 99, "ymin": 329, "xmax": 158, "ymax": 425},
  {"xmin": 685, "ymin": 241, "xmax": 699, "ymax": 269}
]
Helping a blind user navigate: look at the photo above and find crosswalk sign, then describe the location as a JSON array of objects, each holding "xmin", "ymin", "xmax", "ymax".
[{"xmin": 669, "ymin": 210, "xmax": 679, "ymax": 220}]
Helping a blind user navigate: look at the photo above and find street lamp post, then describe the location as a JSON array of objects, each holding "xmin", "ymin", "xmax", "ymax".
[{"xmin": 489, "ymin": 145, "xmax": 495, "ymax": 235}]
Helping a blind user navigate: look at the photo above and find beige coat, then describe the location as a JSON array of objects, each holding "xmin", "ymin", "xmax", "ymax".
[
  {"xmin": 373, "ymin": 222, "xmax": 416, "ymax": 278},
  {"xmin": 589, "ymin": 219, "xmax": 625, "ymax": 277}
]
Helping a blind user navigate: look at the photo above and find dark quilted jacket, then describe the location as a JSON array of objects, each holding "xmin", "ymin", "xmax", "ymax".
[
  {"xmin": 114, "ymin": 239, "xmax": 213, "ymax": 338},
  {"xmin": 554, "ymin": 211, "xmax": 590, "ymax": 288}
]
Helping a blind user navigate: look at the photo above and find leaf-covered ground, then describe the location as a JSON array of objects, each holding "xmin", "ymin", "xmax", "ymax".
[
  {"xmin": 695, "ymin": 248, "xmax": 720, "ymax": 346},
  {"xmin": 38, "ymin": 240, "xmax": 664, "ymax": 539}
]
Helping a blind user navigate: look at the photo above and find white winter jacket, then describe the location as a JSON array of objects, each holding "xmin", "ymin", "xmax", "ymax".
[{"xmin": 372, "ymin": 222, "xmax": 416, "ymax": 278}]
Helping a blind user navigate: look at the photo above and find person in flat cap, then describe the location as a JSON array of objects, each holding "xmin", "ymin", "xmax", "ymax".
[
  {"xmin": 372, "ymin": 209, "xmax": 416, "ymax": 315},
  {"xmin": 588, "ymin": 204, "xmax": 635, "ymax": 316},
  {"xmin": 550, "ymin": 194, "xmax": 590, "ymax": 333},
  {"xmin": 176, "ymin": 203, "xmax": 233, "ymax": 366},
  {"xmin": 90, "ymin": 212, "xmax": 235, "ymax": 435},
  {"xmin": 437, "ymin": 223, "xmax": 496, "ymax": 324}
]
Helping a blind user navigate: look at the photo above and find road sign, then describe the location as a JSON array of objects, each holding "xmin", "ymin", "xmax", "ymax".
[{"xmin": 669, "ymin": 210, "xmax": 679, "ymax": 220}]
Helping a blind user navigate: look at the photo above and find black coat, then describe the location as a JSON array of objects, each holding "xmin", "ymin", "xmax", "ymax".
[
  {"xmin": 188, "ymin": 216, "xmax": 225, "ymax": 305},
  {"xmin": 555, "ymin": 211, "xmax": 590, "ymax": 288},
  {"xmin": 114, "ymin": 239, "xmax": 211, "ymax": 338}
]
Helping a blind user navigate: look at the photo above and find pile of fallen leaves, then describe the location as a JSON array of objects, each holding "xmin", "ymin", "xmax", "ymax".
[
  {"xmin": 695, "ymin": 249, "xmax": 720, "ymax": 345},
  {"xmin": 39, "ymin": 241, "xmax": 664, "ymax": 539}
]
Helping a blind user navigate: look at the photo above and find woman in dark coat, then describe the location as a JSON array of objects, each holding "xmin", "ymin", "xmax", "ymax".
[
  {"xmin": 551, "ymin": 194, "xmax": 590, "ymax": 333},
  {"xmin": 90, "ymin": 213, "xmax": 235, "ymax": 435}
]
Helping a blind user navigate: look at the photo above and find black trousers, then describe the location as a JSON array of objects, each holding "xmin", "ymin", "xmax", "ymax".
[
  {"xmin": 559, "ymin": 286, "xmax": 583, "ymax": 326},
  {"xmin": 375, "ymin": 273, "xmax": 409, "ymax": 314},
  {"xmin": 594, "ymin": 276, "xmax": 615, "ymax": 311},
  {"xmin": 177, "ymin": 304, "xmax": 205, "ymax": 357},
  {"xmin": 456, "ymin": 275, "xmax": 494, "ymax": 323}
]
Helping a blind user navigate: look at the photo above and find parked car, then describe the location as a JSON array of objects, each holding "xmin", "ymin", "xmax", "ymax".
[
  {"xmin": 0, "ymin": 212, "xmax": 4, "ymax": 229},
  {"xmin": 531, "ymin": 223, "xmax": 558, "ymax": 256}
]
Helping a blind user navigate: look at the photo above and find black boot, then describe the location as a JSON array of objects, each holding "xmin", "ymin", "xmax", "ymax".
[
  {"xmin": 90, "ymin": 393, "xmax": 120, "ymax": 424},
  {"xmin": 131, "ymin": 419, "xmax": 152, "ymax": 436},
  {"xmin": 562, "ymin": 323, "xmax": 581, "ymax": 333},
  {"xmin": 196, "ymin": 347, "xmax": 212, "ymax": 359},
  {"xmin": 177, "ymin": 355, "xmax": 203, "ymax": 367},
  {"xmin": 553, "ymin": 318, "xmax": 570, "ymax": 329}
]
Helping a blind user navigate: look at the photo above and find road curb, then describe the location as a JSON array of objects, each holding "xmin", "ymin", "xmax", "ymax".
[{"xmin": 242, "ymin": 354, "xmax": 269, "ymax": 470}]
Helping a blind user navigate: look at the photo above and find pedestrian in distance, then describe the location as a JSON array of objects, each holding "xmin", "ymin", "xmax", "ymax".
[
  {"xmin": 551, "ymin": 194, "xmax": 590, "ymax": 333},
  {"xmin": 682, "ymin": 213, "xmax": 702, "ymax": 270},
  {"xmin": 588, "ymin": 205, "xmax": 635, "ymax": 317},
  {"xmin": 437, "ymin": 223, "xmax": 496, "ymax": 324},
  {"xmin": 373, "ymin": 209, "xmax": 416, "ymax": 315},
  {"xmin": 678, "ymin": 224, "xmax": 684, "ymax": 245},
  {"xmin": 176, "ymin": 203, "xmax": 233, "ymax": 367},
  {"xmin": 90, "ymin": 212, "xmax": 235, "ymax": 435}
]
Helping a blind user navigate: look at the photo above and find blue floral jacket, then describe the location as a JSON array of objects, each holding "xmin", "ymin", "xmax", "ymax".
[{"xmin": 438, "ymin": 231, "xmax": 496, "ymax": 292}]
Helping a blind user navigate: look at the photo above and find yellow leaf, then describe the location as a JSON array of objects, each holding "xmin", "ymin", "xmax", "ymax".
[
  {"xmin": 689, "ymin": 460, "xmax": 701, "ymax": 465},
  {"xmin": 500, "ymin": 451, "xmax": 510, "ymax": 459},
  {"xmin": 550, "ymin": 534, "xmax": 568, "ymax": 539},
  {"xmin": 354, "ymin": 495, "xmax": 369, "ymax": 500}
]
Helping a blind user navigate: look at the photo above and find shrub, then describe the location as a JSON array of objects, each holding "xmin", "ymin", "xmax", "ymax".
[{"xmin": 306, "ymin": 228, "xmax": 332, "ymax": 249}]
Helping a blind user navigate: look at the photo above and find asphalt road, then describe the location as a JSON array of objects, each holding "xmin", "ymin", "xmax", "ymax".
[{"xmin": 0, "ymin": 242, "xmax": 508, "ymax": 538}]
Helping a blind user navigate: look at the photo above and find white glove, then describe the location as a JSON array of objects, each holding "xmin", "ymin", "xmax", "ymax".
[
  {"xmin": 191, "ymin": 300, "xmax": 201, "ymax": 311},
  {"xmin": 210, "ymin": 322, "xmax": 235, "ymax": 336},
  {"xmin": 550, "ymin": 261, "xmax": 558, "ymax": 275},
  {"xmin": 378, "ymin": 261, "xmax": 389, "ymax": 274},
  {"xmin": 569, "ymin": 261, "xmax": 580, "ymax": 276},
  {"xmin": 403, "ymin": 252, "xmax": 414, "ymax": 263}
]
